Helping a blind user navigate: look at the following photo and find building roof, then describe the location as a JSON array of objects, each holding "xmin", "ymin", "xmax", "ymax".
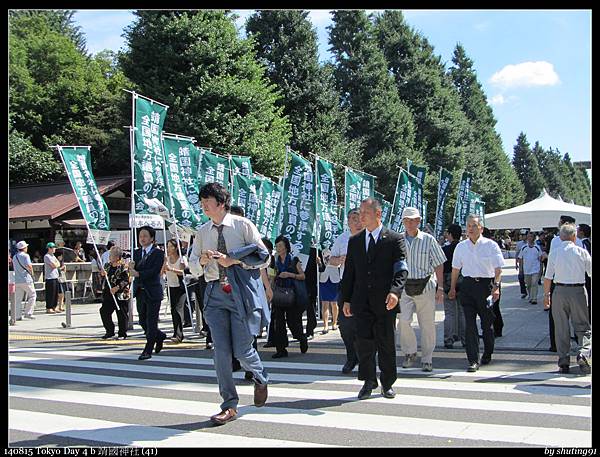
[{"xmin": 9, "ymin": 176, "xmax": 130, "ymax": 222}]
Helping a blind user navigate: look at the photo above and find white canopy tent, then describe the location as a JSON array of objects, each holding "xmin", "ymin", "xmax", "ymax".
[{"xmin": 485, "ymin": 189, "xmax": 591, "ymax": 231}]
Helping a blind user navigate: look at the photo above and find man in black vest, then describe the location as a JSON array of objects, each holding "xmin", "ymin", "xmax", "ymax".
[
  {"xmin": 129, "ymin": 225, "xmax": 167, "ymax": 360},
  {"xmin": 341, "ymin": 198, "xmax": 408, "ymax": 400}
]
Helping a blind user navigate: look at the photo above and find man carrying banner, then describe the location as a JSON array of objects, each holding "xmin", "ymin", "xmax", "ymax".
[{"xmin": 189, "ymin": 182, "xmax": 270, "ymax": 425}]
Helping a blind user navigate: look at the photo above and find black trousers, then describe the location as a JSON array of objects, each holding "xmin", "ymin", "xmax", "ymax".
[
  {"xmin": 305, "ymin": 293, "xmax": 318, "ymax": 337},
  {"xmin": 272, "ymin": 305, "xmax": 306, "ymax": 351},
  {"xmin": 492, "ymin": 284, "xmax": 504, "ymax": 336},
  {"xmin": 45, "ymin": 279, "xmax": 59, "ymax": 310},
  {"xmin": 355, "ymin": 306, "xmax": 397, "ymax": 389},
  {"xmin": 518, "ymin": 272, "xmax": 527, "ymax": 295},
  {"xmin": 337, "ymin": 296, "xmax": 358, "ymax": 364},
  {"xmin": 100, "ymin": 294, "xmax": 129, "ymax": 336},
  {"xmin": 169, "ymin": 286, "xmax": 185, "ymax": 341},
  {"xmin": 460, "ymin": 277, "xmax": 495, "ymax": 364},
  {"xmin": 137, "ymin": 291, "xmax": 166, "ymax": 354}
]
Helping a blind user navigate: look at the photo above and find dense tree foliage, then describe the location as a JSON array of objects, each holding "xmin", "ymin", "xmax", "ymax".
[{"xmin": 120, "ymin": 10, "xmax": 290, "ymax": 178}]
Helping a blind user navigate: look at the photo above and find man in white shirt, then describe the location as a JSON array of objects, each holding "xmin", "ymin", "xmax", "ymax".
[
  {"xmin": 12, "ymin": 241, "xmax": 37, "ymax": 320},
  {"xmin": 543, "ymin": 223, "xmax": 591, "ymax": 374},
  {"xmin": 515, "ymin": 231, "xmax": 528, "ymax": 298},
  {"xmin": 397, "ymin": 207, "xmax": 446, "ymax": 372},
  {"xmin": 449, "ymin": 214, "xmax": 504, "ymax": 372},
  {"xmin": 517, "ymin": 232, "xmax": 544, "ymax": 304},
  {"xmin": 547, "ymin": 215, "xmax": 585, "ymax": 352}
]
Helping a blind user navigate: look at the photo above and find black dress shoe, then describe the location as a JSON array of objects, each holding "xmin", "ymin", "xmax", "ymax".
[
  {"xmin": 467, "ymin": 362, "xmax": 479, "ymax": 372},
  {"xmin": 358, "ymin": 381, "xmax": 378, "ymax": 400},
  {"xmin": 381, "ymin": 387, "xmax": 395, "ymax": 399},
  {"xmin": 155, "ymin": 335, "xmax": 166, "ymax": 354},
  {"xmin": 559, "ymin": 365, "xmax": 570, "ymax": 374},
  {"xmin": 342, "ymin": 360, "xmax": 357, "ymax": 374},
  {"xmin": 300, "ymin": 338, "xmax": 308, "ymax": 354},
  {"xmin": 138, "ymin": 352, "xmax": 152, "ymax": 361},
  {"xmin": 101, "ymin": 333, "xmax": 115, "ymax": 340},
  {"xmin": 480, "ymin": 355, "xmax": 492, "ymax": 365},
  {"xmin": 272, "ymin": 349, "xmax": 288, "ymax": 359}
]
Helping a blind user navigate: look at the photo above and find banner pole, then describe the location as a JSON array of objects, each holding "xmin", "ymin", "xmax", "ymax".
[
  {"xmin": 314, "ymin": 154, "xmax": 321, "ymax": 322},
  {"xmin": 56, "ymin": 146, "xmax": 121, "ymax": 313},
  {"xmin": 160, "ymin": 133, "xmax": 194, "ymax": 329},
  {"xmin": 389, "ymin": 167, "xmax": 403, "ymax": 232},
  {"xmin": 128, "ymin": 91, "xmax": 138, "ymax": 330}
]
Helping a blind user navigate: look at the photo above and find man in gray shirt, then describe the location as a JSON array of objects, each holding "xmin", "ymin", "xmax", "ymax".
[{"xmin": 12, "ymin": 241, "xmax": 37, "ymax": 320}]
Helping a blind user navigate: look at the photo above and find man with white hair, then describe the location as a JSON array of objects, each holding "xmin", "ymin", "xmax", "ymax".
[
  {"xmin": 397, "ymin": 207, "xmax": 446, "ymax": 372},
  {"xmin": 12, "ymin": 241, "xmax": 37, "ymax": 320},
  {"xmin": 543, "ymin": 223, "xmax": 591, "ymax": 374}
]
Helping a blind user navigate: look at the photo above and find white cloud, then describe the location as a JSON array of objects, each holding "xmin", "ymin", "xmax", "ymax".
[
  {"xmin": 489, "ymin": 61, "xmax": 560, "ymax": 89},
  {"xmin": 474, "ymin": 21, "xmax": 490, "ymax": 32},
  {"xmin": 489, "ymin": 94, "xmax": 505, "ymax": 105}
]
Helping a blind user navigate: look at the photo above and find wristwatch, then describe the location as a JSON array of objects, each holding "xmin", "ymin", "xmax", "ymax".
[{"xmin": 493, "ymin": 282, "xmax": 501, "ymax": 288}]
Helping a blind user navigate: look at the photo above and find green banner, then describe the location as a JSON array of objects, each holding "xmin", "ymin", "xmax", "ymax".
[
  {"xmin": 316, "ymin": 158, "xmax": 342, "ymax": 250},
  {"xmin": 256, "ymin": 176, "xmax": 284, "ymax": 245},
  {"xmin": 407, "ymin": 159, "xmax": 427, "ymax": 222},
  {"xmin": 230, "ymin": 155, "xmax": 253, "ymax": 178},
  {"xmin": 162, "ymin": 136, "xmax": 204, "ymax": 230},
  {"xmin": 281, "ymin": 152, "xmax": 316, "ymax": 265},
  {"xmin": 374, "ymin": 191, "xmax": 392, "ymax": 227},
  {"xmin": 232, "ymin": 173, "xmax": 262, "ymax": 226},
  {"xmin": 468, "ymin": 190, "xmax": 486, "ymax": 225},
  {"xmin": 390, "ymin": 169, "xmax": 410, "ymax": 232},
  {"xmin": 434, "ymin": 168, "xmax": 454, "ymax": 240},
  {"xmin": 132, "ymin": 96, "xmax": 169, "ymax": 216},
  {"xmin": 344, "ymin": 168, "xmax": 374, "ymax": 215},
  {"xmin": 58, "ymin": 146, "xmax": 111, "ymax": 241},
  {"xmin": 453, "ymin": 171, "xmax": 474, "ymax": 228},
  {"xmin": 199, "ymin": 149, "xmax": 230, "ymax": 191}
]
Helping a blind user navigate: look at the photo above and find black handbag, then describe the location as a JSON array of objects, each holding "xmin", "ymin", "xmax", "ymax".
[
  {"xmin": 404, "ymin": 275, "xmax": 431, "ymax": 296},
  {"xmin": 272, "ymin": 285, "xmax": 296, "ymax": 308}
]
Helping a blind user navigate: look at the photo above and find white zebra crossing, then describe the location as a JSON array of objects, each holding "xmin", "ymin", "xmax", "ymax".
[{"xmin": 9, "ymin": 346, "xmax": 591, "ymax": 447}]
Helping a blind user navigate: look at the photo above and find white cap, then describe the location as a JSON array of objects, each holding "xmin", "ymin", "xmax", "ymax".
[
  {"xmin": 401, "ymin": 207, "xmax": 421, "ymax": 219},
  {"xmin": 16, "ymin": 241, "xmax": 28, "ymax": 250}
]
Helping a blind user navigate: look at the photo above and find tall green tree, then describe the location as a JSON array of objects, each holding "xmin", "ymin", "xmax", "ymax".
[
  {"xmin": 9, "ymin": 11, "xmax": 132, "ymax": 182},
  {"xmin": 246, "ymin": 10, "xmax": 362, "ymax": 172},
  {"xmin": 449, "ymin": 43, "xmax": 525, "ymax": 211},
  {"xmin": 328, "ymin": 10, "xmax": 417, "ymax": 198},
  {"xmin": 120, "ymin": 10, "xmax": 290, "ymax": 178},
  {"xmin": 9, "ymin": 129, "xmax": 62, "ymax": 184},
  {"xmin": 512, "ymin": 132, "xmax": 546, "ymax": 202}
]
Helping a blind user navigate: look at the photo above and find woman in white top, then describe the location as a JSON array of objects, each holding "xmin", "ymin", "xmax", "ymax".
[
  {"xmin": 162, "ymin": 239, "xmax": 188, "ymax": 343},
  {"xmin": 319, "ymin": 248, "xmax": 341, "ymax": 334}
]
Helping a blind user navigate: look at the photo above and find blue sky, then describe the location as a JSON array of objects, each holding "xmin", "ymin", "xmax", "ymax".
[{"xmin": 73, "ymin": 9, "xmax": 591, "ymax": 165}]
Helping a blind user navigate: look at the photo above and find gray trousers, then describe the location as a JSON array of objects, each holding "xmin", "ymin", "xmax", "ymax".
[
  {"xmin": 204, "ymin": 281, "xmax": 269, "ymax": 411},
  {"xmin": 443, "ymin": 293, "xmax": 466, "ymax": 345},
  {"xmin": 552, "ymin": 285, "xmax": 591, "ymax": 367}
]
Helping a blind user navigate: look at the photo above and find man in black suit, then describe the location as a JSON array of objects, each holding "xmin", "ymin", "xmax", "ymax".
[
  {"xmin": 129, "ymin": 225, "xmax": 167, "ymax": 360},
  {"xmin": 341, "ymin": 198, "xmax": 408, "ymax": 400}
]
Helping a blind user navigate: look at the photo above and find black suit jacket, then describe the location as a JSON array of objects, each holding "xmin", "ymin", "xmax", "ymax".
[
  {"xmin": 131, "ymin": 245, "xmax": 165, "ymax": 302},
  {"xmin": 341, "ymin": 227, "xmax": 408, "ymax": 315}
]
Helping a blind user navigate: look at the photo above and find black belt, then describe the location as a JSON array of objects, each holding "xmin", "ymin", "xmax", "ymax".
[
  {"xmin": 555, "ymin": 283, "xmax": 584, "ymax": 287},
  {"xmin": 464, "ymin": 277, "xmax": 494, "ymax": 282}
]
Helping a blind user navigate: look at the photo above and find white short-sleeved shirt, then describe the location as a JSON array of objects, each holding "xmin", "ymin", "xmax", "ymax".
[
  {"xmin": 545, "ymin": 241, "xmax": 591, "ymax": 284},
  {"xmin": 166, "ymin": 256, "xmax": 188, "ymax": 287},
  {"xmin": 452, "ymin": 236, "xmax": 505, "ymax": 278},
  {"xmin": 329, "ymin": 231, "xmax": 351, "ymax": 279},
  {"xmin": 13, "ymin": 252, "xmax": 33, "ymax": 284},
  {"xmin": 44, "ymin": 253, "xmax": 60, "ymax": 280},
  {"xmin": 550, "ymin": 234, "xmax": 583, "ymax": 252},
  {"xmin": 517, "ymin": 244, "xmax": 542, "ymax": 275}
]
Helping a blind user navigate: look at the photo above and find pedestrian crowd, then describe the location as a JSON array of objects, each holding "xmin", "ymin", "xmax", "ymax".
[{"xmin": 9, "ymin": 183, "xmax": 592, "ymax": 422}]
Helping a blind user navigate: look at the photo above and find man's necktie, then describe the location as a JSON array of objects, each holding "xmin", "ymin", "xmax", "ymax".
[
  {"xmin": 216, "ymin": 225, "xmax": 227, "ymax": 283},
  {"xmin": 368, "ymin": 233, "xmax": 376, "ymax": 261},
  {"xmin": 141, "ymin": 249, "xmax": 147, "ymax": 261}
]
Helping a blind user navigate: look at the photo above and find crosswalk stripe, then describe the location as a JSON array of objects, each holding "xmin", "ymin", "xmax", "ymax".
[
  {"xmin": 10, "ymin": 355, "xmax": 591, "ymax": 398},
  {"xmin": 9, "ymin": 409, "xmax": 330, "ymax": 447},
  {"xmin": 9, "ymin": 385, "xmax": 590, "ymax": 447},
  {"xmin": 9, "ymin": 347, "xmax": 591, "ymax": 384}
]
